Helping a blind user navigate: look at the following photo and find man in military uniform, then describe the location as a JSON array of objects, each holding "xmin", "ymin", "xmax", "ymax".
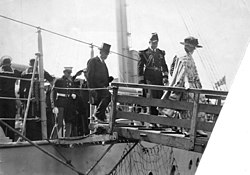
[
  {"xmin": 86, "ymin": 43, "xmax": 114, "ymax": 123},
  {"xmin": 19, "ymin": 58, "xmax": 53, "ymax": 140},
  {"xmin": 0, "ymin": 56, "xmax": 22, "ymax": 141},
  {"xmin": 51, "ymin": 67, "xmax": 77, "ymax": 138},
  {"xmin": 138, "ymin": 33, "xmax": 169, "ymax": 115}
]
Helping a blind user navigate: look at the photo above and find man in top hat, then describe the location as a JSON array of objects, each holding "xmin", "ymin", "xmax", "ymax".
[
  {"xmin": 159, "ymin": 36, "xmax": 207, "ymax": 136},
  {"xmin": 86, "ymin": 43, "xmax": 114, "ymax": 123},
  {"xmin": 0, "ymin": 55, "xmax": 22, "ymax": 141},
  {"xmin": 138, "ymin": 33, "xmax": 169, "ymax": 116},
  {"xmin": 18, "ymin": 58, "xmax": 54, "ymax": 140},
  {"xmin": 51, "ymin": 67, "xmax": 77, "ymax": 138}
]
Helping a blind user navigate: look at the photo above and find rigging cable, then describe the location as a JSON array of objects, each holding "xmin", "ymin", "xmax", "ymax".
[
  {"xmin": 0, "ymin": 14, "xmax": 137, "ymax": 62},
  {"xmin": 176, "ymin": 0, "xmax": 218, "ymax": 88},
  {"xmin": 0, "ymin": 120, "xmax": 85, "ymax": 175},
  {"xmin": 178, "ymin": 1, "xmax": 228, "ymax": 91},
  {"xmin": 174, "ymin": 0, "xmax": 215, "ymax": 89}
]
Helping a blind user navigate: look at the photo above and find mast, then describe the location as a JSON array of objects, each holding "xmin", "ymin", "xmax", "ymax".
[
  {"xmin": 116, "ymin": 0, "xmax": 138, "ymax": 83},
  {"xmin": 116, "ymin": 0, "xmax": 130, "ymax": 82},
  {"xmin": 37, "ymin": 28, "xmax": 47, "ymax": 139}
]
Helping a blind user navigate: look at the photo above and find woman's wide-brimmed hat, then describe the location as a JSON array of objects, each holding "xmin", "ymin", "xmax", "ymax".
[{"xmin": 180, "ymin": 36, "xmax": 202, "ymax": 48}]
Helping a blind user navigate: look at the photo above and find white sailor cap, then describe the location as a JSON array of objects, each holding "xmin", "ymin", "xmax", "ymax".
[
  {"xmin": 0, "ymin": 55, "xmax": 12, "ymax": 66},
  {"xmin": 63, "ymin": 67, "xmax": 73, "ymax": 73}
]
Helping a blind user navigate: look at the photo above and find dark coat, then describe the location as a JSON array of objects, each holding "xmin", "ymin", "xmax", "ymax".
[
  {"xmin": 138, "ymin": 48, "xmax": 169, "ymax": 84},
  {"xmin": 19, "ymin": 66, "xmax": 53, "ymax": 99},
  {"xmin": 86, "ymin": 56, "xmax": 109, "ymax": 88},
  {"xmin": 0, "ymin": 65, "xmax": 22, "ymax": 97}
]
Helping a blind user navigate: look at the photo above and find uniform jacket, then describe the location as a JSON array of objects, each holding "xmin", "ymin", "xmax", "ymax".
[
  {"xmin": 138, "ymin": 48, "xmax": 169, "ymax": 77},
  {"xmin": 52, "ymin": 76, "xmax": 75, "ymax": 107},
  {"xmin": 0, "ymin": 65, "xmax": 22, "ymax": 97},
  {"xmin": 86, "ymin": 56, "xmax": 109, "ymax": 88},
  {"xmin": 19, "ymin": 66, "xmax": 53, "ymax": 98}
]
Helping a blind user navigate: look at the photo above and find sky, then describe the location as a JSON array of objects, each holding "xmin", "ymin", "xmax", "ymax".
[{"xmin": 0, "ymin": 0, "xmax": 250, "ymax": 90}]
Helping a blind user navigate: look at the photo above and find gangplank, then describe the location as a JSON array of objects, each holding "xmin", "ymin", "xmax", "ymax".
[{"xmin": 106, "ymin": 82, "xmax": 227, "ymax": 154}]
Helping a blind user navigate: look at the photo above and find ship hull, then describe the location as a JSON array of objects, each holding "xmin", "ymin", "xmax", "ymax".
[{"xmin": 0, "ymin": 141, "xmax": 201, "ymax": 175}]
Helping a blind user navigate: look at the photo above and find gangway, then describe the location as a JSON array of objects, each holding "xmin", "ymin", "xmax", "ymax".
[{"xmin": 107, "ymin": 82, "xmax": 227, "ymax": 153}]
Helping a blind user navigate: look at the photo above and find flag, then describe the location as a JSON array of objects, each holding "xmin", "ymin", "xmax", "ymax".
[{"xmin": 215, "ymin": 76, "xmax": 226, "ymax": 88}]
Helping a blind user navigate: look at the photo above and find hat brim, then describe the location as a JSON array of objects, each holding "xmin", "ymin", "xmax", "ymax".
[
  {"xmin": 150, "ymin": 40, "xmax": 159, "ymax": 43},
  {"xmin": 180, "ymin": 42, "xmax": 202, "ymax": 48}
]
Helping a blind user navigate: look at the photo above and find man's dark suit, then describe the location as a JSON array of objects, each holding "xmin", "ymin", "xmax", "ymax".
[{"xmin": 86, "ymin": 56, "xmax": 111, "ymax": 121}]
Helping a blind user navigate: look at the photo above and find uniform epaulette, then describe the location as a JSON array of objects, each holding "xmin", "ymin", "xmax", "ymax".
[{"xmin": 157, "ymin": 48, "xmax": 165, "ymax": 55}]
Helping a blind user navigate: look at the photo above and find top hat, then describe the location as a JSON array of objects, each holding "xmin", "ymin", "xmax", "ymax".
[
  {"xmin": 149, "ymin": 33, "xmax": 159, "ymax": 43},
  {"xmin": 180, "ymin": 36, "xmax": 202, "ymax": 48},
  {"xmin": 63, "ymin": 67, "xmax": 73, "ymax": 73},
  {"xmin": 0, "ymin": 55, "xmax": 12, "ymax": 66},
  {"xmin": 99, "ymin": 43, "xmax": 111, "ymax": 54}
]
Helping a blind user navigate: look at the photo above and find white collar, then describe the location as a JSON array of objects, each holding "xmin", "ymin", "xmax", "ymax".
[{"xmin": 99, "ymin": 56, "xmax": 104, "ymax": 63}]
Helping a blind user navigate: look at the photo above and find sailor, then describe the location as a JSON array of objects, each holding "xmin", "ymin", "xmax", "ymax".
[
  {"xmin": 0, "ymin": 55, "xmax": 22, "ymax": 141},
  {"xmin": 71, "ymin": 68, "xmax": 90, "ymax": 135},
  {"xmin": 19, "ymin": 58, "xmax": 54, "ymax": 140},
  {"xmin": 86, "ymin": 43, "xmax": 114, "ymax": 123},
  {"xmin": 51, "ymin": 67, "xmax": 77, "ymax": 138},
  {"xmin": 138, "ymin": 33, "xmax": 169, "ymax": 115}
]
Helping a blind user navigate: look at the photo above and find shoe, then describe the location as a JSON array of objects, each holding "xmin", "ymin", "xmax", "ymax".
[
  {"xmin": 95, "ymin": 119, "xmax": 107, "ymax": 124},
  {"xmin": 196, "ymin": 130, "xmax": 208, "ymax": 137},
  {"xmin": 157, "ymin": 107, "xmax": 173, "ymax": 117}
]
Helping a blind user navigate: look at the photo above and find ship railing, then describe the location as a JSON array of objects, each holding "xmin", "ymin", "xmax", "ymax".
[{"xmin": 108, "ymin": 82, "xmax": 228, "ymax": 153}]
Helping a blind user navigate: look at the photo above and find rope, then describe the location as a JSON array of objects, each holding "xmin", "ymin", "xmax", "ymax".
[
  {"xmin": 0, "ymin": 96, "xmax": 35, "ymax": 101},
  {"xmin": 46, "ymin": 139, "xmax": 75, "ymax": 167},
  {"xmin": 21, "ymin": 56, "xmax": 38, "ymax": 136},
  {"xmin": 0, "ymin": 117, "xmax": 40, "ymax": 121},
  {"xmin": 107, "ymin": 142, "xmax": 139, "ymax": 175},
  {"xmin": 53, "ymin": 86, "xmax": 112, "ymax": 91},
  {"xmin": 0, "ymin": 120, "xmax": 85, "ymax": 175},
  {"xmin": 0, "ymin": 14, "xmax": 137, "ymax": 62},
  {"xmin": 0, "ymin": 74, "xmax": 32, "ymax": 81},
  {"xmin": 86, "ymin": 143, "xmax": 115, "ymax": 175}
]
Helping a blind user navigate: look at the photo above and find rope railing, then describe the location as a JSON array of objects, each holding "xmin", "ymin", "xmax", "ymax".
[
  {"xmin": 0, "ymin": 118, "xmax": 40, "ymax": 121},
  {"xmin": 53, "ymin": 86, "xmax": 112, "ymax": 91},
  {"xmin": 0, "ymin": 96, "xmax": 35, "ymax": 101},
  {"xmin": 0, "ymin": 74, "xmax": 32, "ymax": 81},
  {"xmin": 0, "ymin": 14, "xmax": 137, "ymax": 62}
]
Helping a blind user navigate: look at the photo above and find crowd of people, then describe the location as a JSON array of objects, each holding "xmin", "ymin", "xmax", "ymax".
[
  {"xmin": 0, "ymin": 33, "xmax": 208, "ymax": 142},
  {"xmin": 0, "ymin": 42, "xmax": 114, "ymax": 141}
]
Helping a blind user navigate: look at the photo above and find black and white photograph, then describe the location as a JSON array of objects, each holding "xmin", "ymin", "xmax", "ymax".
[{"xmin": 0, "ymin": 0, "xmax": 250, "ymax": 174}]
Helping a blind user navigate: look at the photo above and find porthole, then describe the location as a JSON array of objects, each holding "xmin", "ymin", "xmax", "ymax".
[
  {"xmin": 188, "ymin": 160, "xmax": 193, "ymax": 170},
  {"xmin": 196, "ymin": 157, "xmax": 200, "ymax": 167}
]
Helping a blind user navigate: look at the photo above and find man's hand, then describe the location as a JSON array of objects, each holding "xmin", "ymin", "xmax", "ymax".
[
  {"xmin": 163, "ymin": 77, "xmax": 169, "ymax": 86},
  {"xmin": 71, "ymin": 94, "xmax": 76, "ymax": 99},
  {"xmin": 138, "ymin": 76, "xmax": 145, "ymax": 84},
  {"xmin": 52, "ymin": 107, "xmax": 59, "ymax": 114},
  {"xmin": 75, "ymin": 70, "xmax": 83, "ymax": 77},
  {"xmin": 108, "ymin": 76, "xmax": 114, "ymax": 82}
]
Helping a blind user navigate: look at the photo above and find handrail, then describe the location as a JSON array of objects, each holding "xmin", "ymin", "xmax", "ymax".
[{"xmin": 111, "ymin": 82, "xmax": 228, "ymax": 96}]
